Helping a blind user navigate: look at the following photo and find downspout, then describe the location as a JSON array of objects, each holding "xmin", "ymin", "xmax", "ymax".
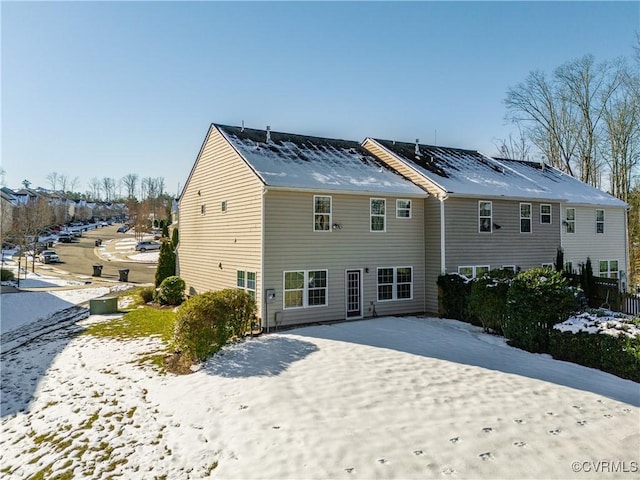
[
  {"xmin": 440, "ymin": 196, "xmax": 447, "ymax": 274},
  {"xmin": 624, "ymin": 206, "xmax": 629, "ymax": 293},
  {"xmin": 262, "ymin": 186, "xmax": 267, "ymax": 331}
]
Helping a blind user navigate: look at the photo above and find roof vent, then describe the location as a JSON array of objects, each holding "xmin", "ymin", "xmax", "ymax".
[
  {"xmin": 241, "ymin": 120, "xmax": 245, "ymax": 132},
  {"xmin": 415, "ymin": 139, "xmax": 421, "ymax": 158},
  {"xmin": 540, "ymin": 155, "xmax": 545, "ymax": 171},
  {"xmin": 266, "ymin": 125, "xmax": 271, "ymax": 144}
]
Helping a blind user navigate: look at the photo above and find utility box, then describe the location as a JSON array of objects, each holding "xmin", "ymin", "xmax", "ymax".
[
  {"xmin": 90, "ymin": 297, "xmax": 118, "ymax": 315},
  {"xmin": 265, "ymin": 289, "xmax": 276, "ymax": 304}
]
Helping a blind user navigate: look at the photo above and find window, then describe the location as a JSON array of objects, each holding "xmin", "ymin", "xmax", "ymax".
[
  {"xmin": 458, "ymin": 265, "xmax": 490, "ymax": 279},
  {"xmin": 596, "ymin": 209, "xmax": 605, "ymax": 234},
  {"xmin": 540, "ymin": 204, "xmax": 551, "ymax": 224},
  {"xmin": 396, "ymin": 199, "xmax": 412, "ymax": 219},
  {"xmin": 377, "ymin": 267, "xmax": 413, "ymax": 301},
  {"xmin": 520, "ymin": 203, "xmax": 532, "ymax": 233},
  {"xmin": 564, "ymin": 261, "xmax": 573, "ymax": 273},
  {"xmin": 200, "ymin": 204, "xmax": 206, "ymax": 215},
  {"xmin": 221, "ymin": 200, "xmax": 227, "ymax": 213},
  {"xmin": 284, "ymin": 270, "xmax": 328, "ymax": 308},
  {"xmin": 599, "ymin": 260, "xmax": 619, "ymax": 279},
  {"xmin": 314, "ymin": 196, "xmax": 331, "ymax": 232},
  {"xmin": 371, "ymin": 198, "xmax": 386, "ymax": 232},
  {"xmin": 565, "ymin": 208, "xmax": 575, "ymax": 233},
  {"xmin": 502, "ymin": 265, "xmax": 516, "ymax": 273},
  {"xmin": 237, "ymin": 270, "xmax": 256, "ymax": 299},
  {"xmin": 479, "ymin": 201, "xmax": 492, "ymax": 233},
  {"xmin": 541, "ymin": 263, "xmax": 554, "ymax": 268}
]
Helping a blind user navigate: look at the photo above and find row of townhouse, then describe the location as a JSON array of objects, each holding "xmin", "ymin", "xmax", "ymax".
[
  {"xmin": 177, "ymin": 124, "xmax": 628, "ymax": 329},
  {"xmin": 0, "ymin": 186, "xmax": 127, "ymax": 225}
]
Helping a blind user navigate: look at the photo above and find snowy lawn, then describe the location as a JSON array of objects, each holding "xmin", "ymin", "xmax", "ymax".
[{"xmin": 1, "ymin": 314, "xmax": 638, "ymax": 479}]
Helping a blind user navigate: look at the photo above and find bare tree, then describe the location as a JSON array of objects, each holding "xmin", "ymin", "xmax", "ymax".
[
  {"xmin": 0, "ymin": 167, "xmax": 5, "ymax": 185},
  {"xmin": 505, "ymin": 69, "xmax": 579, "ymax": 176},
  {"xmin": 88, "ymin": 177, "xmax": 101, "ymax": 200},
  {"xmin": 69, "ymin": 176, "xmax": 79, "ymax": 193},
  {"xmin": 493, "ymin": 128, "xmax": 532, "ymax": 161},
  {"xmin": 505, "ymin": 54, "xmax": 637, "ymax": 195},
  {"xmin": 101, "ymin": 177, "xmax": 116, "ymax": 202},
  {"xmin": 602, "ymin": 69, "xmax": 640, "ymax": 203},
  {"xmin": 46, "ymin": 172, "xmax": 59, "ymax": 191},
  {"xmin": 121, "ymin": 173, "xmax": 138, "ymax": 199},
  {"xmin": 11, "ymin": 196, "xmax": 53, "ymax": 271}
]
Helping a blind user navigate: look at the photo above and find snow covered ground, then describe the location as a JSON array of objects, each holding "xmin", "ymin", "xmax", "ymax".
[
  {"xmin": 557, "ymin": 310, "xmax": 640, "ymax": 338},
  {"xmin": 1, "ymin": 297, "xmax": 638, "ymax": 478}
]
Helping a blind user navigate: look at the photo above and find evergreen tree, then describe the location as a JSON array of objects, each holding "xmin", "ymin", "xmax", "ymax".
[
  {"xmin": 162, "ymin": 223, "xmax": 169, "ymax": 238},
  {"xmin": 155, "ymin": 239, "xmax": 176, "ymax": 287},
  {"xmin": 171, "ymin": 228, "xmax": 179, "ymax": 249},
  {"xmin": 554, "ymin": 247, "xmax": 564, "ymax": 272}
]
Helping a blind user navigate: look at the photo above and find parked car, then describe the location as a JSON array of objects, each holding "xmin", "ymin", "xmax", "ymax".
[
  {"xmin": 38, "ymin": 250, "xmax": 60, "ymax": 264},
  {"xmin": 135, "ymin": 241, "xmax": 161, "ymax": 252},
  {"xmin": 117, "ymin": 225, "xmax": 129, "ymax": 233},
  {"xmin": 57, "ymin": 232, "xmax": 73, "ymax": 243}
]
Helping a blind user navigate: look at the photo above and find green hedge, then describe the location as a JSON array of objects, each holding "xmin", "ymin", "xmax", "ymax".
[
  {"xmin": 437, "ymin": 274, "xmax": 477, "ymax": 325},
  {"xmin": 1, "ymin": 269, "xmax": 15, "ymax": 281},
  {"xmin": 157, "ymin": 276, "xmax": 185, "ymax": 306},
  {"xmin": 173, "ymin": 289, "xmax": 256, "ymax": 362},
  {"xmin": 505, "ymin": 267, "xmax": 578, "ymax": 353},
  {"xmin": 550, "ymin": 330, "xmax": 640, "ymax": 382},
  {"xmin": 468, "ymin": 269, "xmax": 515, "ymax": 335}
]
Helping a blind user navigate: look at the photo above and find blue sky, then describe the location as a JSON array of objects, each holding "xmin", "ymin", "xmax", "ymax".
[{"xmin": 2, "ymin": 1, "xmax": 638, "ymax": 197}]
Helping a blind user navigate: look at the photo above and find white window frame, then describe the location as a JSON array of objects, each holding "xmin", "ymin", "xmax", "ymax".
[
  {"xmin": 283, "ymin": 269, "xmax": 328, "ymax": 309},
  {"xmin": 520, "ymin": 203, "xmax": 532, "ymax": 233},
  {"xmin": 599, "ymin": 260, "xmax": 619, "ymax": 279},
  {"xmin": 370, "ymin": 198, "xmax": 386, "ymax": 232},
  {"xmin": 479, "ymin": 201, "xmax": 492, "ymax": 233},
  {"xmin": 457, "ymin": 265, "xmax": 490, "ymax": 279},
  {"xmin": 596, "ymin": 209, "xmax": 605, "ymax": 234},
  {"xmin": 313, "ymin": 195, "xmax": 332, "ymax": 232},
  {"xmin": 377, "ymin": 266, "xmax": 413, "ymax": 302},
  {"xmin": 565, "ymin": 208, "xmax": 575, "ymax": 234},
  {"xmin": 540, "ymin": 204, "xmax": 551, "ymax": 224},
  {"xmin": 396, "ymin": 199, "xmax": 412, "ymax": 219},
  {"xmin": 237, "ymin": 270, "xmax": 256, "ymax": 299}
]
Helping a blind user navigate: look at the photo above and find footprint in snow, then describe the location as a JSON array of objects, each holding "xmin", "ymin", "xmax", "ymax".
[
  {"xmin": 576, "ymin": 420, "xmax": 587, "ymax": 426},
  {"xmin": 272, "ymin": 426, "xmax": 280, "ymax": 430},
  {"xmin": 623, "ymin": 408, "xmax": 631, "ymax": 413},
  {"xmin": 479, "ymin": 452, "xmax": 492, "ymax": 461},
  {"xmin": 548, "ymin": 429, "xmax": 561, "ymax": 435},
  {"xmin": 482, "ymin": 427, "xmax": 493, "ymax": 433},
  {"xmin": 514, "ymin": 419, "xmax": 526, "ymax": 424},
  {"xmin": 378, "ymin": 458, "xmax": 387, "ymax": 465},
  {"xmin": 513, "ymin": 441, "xmax": 526, "ymax": 448},
  {"xmin": 239, "ymin": 405, "xmax": 248, "ymax": 410},
  {"xmin": 603, "ymin": 414, "xmax": 613, "ymax": 418},
  {"xmin": 546, "ymin": 412, "xmax": 556, "ymax": 416},
  {"xmin": 413, "ymin": 450, "xmax": 424, "ymax": 456},
  {"xmin": 449, "ymin": 437, "xmax": 460, "ymax": 444},
  {"xmin": 441, "ymin": 467, "xmax": 455, "ymax": 475},
  {"xmin": 345, "ymin": 467, "xmax": 355, "ymax": 474}
]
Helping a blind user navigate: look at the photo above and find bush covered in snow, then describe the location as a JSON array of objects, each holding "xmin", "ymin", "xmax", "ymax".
[
  {"xmin": 550, "ymin": 310, "xmax": 640, "ymax": 381},
  {"xmin": 469, "ymin": 269, "xmax": 516, "ymax": 335},
  {"xmin": 157, "ymin": 276, "xmax": 185, "ymax": 306},
  {"xmin": 173, "ymin": 289, "xmax": 256, "ymax": 362},
  {"xmin": 505, "ymin": 267, "xmax": 579, "ymax": 353}
]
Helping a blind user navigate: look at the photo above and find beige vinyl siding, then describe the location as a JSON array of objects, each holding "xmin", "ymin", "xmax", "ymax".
[
  {"xmin": 262, "ymin": 190, "xmax": 425, "ymax": 327},
  {"xmin": 424, "ymin": 196, "xmax": 442, "ymax": 314},
  {"xmin": 178, "ymin": 127, "xmax": 264, "ymax": 313},
  {"xmin": 561, "ymin": 206, "xmax": 627, "ymax": 278},
  {"xmin": 443, "ymin": 197, "xmax": 561, "ymax": 272}
]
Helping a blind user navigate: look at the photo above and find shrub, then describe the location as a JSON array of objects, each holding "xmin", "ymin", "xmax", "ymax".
[
  {"xmin": 155, "ymin": 240, "xmax": 176, "ymax": 287},
  {"xmin": 550, "ymin": 330, "xmax": 640, "ymax": 382},
  {"xmin": 172, "ymin": 289, "xmax": 256, "ymax": 362},
  {"xmin": 436, "ymin": 274, "xmax": 477, "ymax": 325},
  {"xmin": 1, "ymin": 269, "xmax": 15, "ymax": 281},
  {"xmin": 162, "ymin": 223, "xmax": 169, "ymax": 238},
  {"xmin": 505, "ymin": 267, "xmax": 579, "ymax": 353},
  {"xmin": 157, "ymin": 276, "xmax": 185, "ymax": 306},
  {"xmin": 468, "ymin": 268, "xmax": 515, "ymax": 334},
  {"xmin": 171, "ymin": 228, "xmax": 179, "ymax": 249},
  {"xmin": 139, "ymin": 286, "xmax": 155, "ymax": 304}
]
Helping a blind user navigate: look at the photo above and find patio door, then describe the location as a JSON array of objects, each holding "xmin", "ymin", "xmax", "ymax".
[{"xmin": 346, "ymin": 269, "xmax": 362, "ymax": 318}]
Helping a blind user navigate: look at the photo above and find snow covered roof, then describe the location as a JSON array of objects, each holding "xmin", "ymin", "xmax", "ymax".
[
  {"xmin": 371, "ymin": 139, "xmax": 625, "ymax": 206},
  {"xmin": 216, "ymin": 125, "xmax": 427, "ymax": 196}
]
